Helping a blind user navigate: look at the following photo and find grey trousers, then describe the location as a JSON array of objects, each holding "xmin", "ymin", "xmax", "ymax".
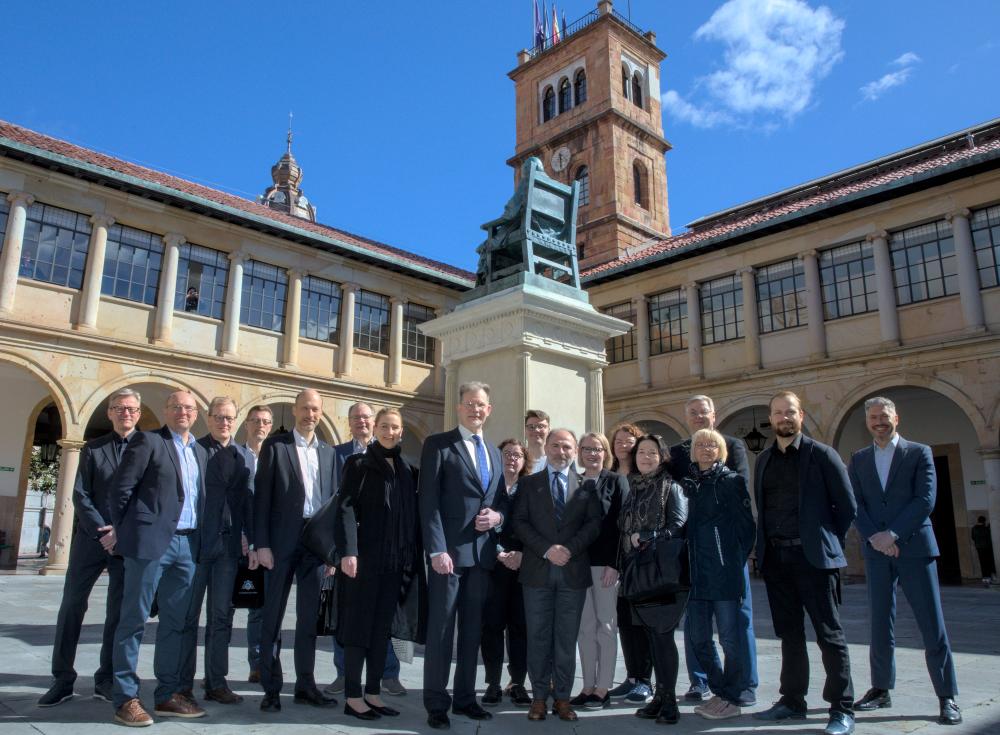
[
  {"xmin": 522, "ymin": 565, "xmax": 587, "ymax": 701},
  {"xmin": 578, "ymin": 566, "xmax": 618, "ymax": 690},
  {"xmin": 179, "ymin": 554, "xmax": 240, "ymax": 690}
]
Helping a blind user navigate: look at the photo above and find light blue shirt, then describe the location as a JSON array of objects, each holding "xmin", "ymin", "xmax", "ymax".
[
  {"xmin": 351, "ymin": 438, "xmax": 369, "ymax": 455},
  {"xmin": 873, "ymin": 433, "xmax": 900, "ymax": 491},
  {"xmin": 172, "ymin": 430, "xmax": 201, "ymax": 530},
  {"xmin": 546, "ymin": 464, "xmax": 569, "ymax": 499}
]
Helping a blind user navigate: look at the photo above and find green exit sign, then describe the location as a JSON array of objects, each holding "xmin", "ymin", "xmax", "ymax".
[{"xmin": 0, "ymin": 466, "xmax": 14, "ymax": 472}]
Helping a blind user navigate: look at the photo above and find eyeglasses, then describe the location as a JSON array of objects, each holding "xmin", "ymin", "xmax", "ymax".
[
  {"xmin": 687, "ymin": 410, "xmax": 714, "ymax": 418},
  {"xmin": 693, "ymin": 443, "xmax": 720, "ymax": 451},
  {"xmin": 110, "ymin": 406, "xmax": 140, "ymax": 415},
  {"xmin": 580, "ymin": 447, "xmax": 605, "ymax": 455},
  {"xmin": 350, "ymin": 414, "xmax": 374, "ymax": 422},
  {"xmin": 525, "ymin": 423, "xmax": 549, "ymax": 432},
  {"xmin": 167, "ymin": 404, "xmax": 197, "ymax": 413},
  {"xmin": 502, "ymin": 451, "xmax": 525, "ymax": 460},
  {"xmin": 461, "ymin": 401, "xmax": 489, "ymax": 410},
  {"xmin": 614, "ymin": 438, "xmax": 636, "ymax": 447},
  {"xmin": 247, "ymin": 418, "xmax": 272, "ymax": 425},
  {"xmin": 211, "ymin": 415, "xmax": 236, "ymax": 424}
]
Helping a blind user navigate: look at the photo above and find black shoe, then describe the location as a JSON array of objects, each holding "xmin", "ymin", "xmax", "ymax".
[
  {"xmin": 482, "ymin": 684, "xmax": 503, "ymax": 706},
  {"xmin": 656, "ymin": 693, "xmax": 679, "ymax": 724},
  {"xmin": 854, "ymin": 687, "xmax": 891, "ymax": 711},
  {"xmin": 260, "ymin": 693, "xmax": 281, "ymax": 712},
  {"xmin": 364, "ymin": 698, "xmax": 399, "ymax": 716},
  {"xmin": 453, "ymin": 702, "xmax": 493, "ymax": 720},
  {"xmin": 823, "ymin": 711, "xmax": 855, "ymax": 735},
  {"xmin": 635, "ymin": 685, "xmax": 665, "ymax": 719},
  {"xmin": 93, "ymin": 681, "xmax": 113, "ymax": 703},
  {"xmin": 683, "ymin": 684, "xmax": 708, "ymax": 702},
  {"xmin": 37, "ymin": 683, "xmax": 74, "ymax": 707},
  {"xmin": 939, "ymin": 697, "xmax": 962, "ymax": 725},
  {"xmin": 736, "ymin": 689, "xmax": 756, "ymax": 707},
  {"xmin": 427, "ymin": 711, "xmax": 451, "ymax": 729},
  {"xmin": 608, "ymin": 679, "xmax": 634, "ymax": 698},
  {"xmin": 293, "ymin": 687, "xmax": 337, "ymax": 707},
  {"xmin": 569, "ymin": 691, "xmax": 592, "ymax": 706},
  {"xmin": 585, "ymin": 692, "xmax": 611, "ymax": 710},
  {"xmin": 344, "ymin": 701, "xmax": 380, "ymax": 720},
  {"xmin": 508, "ymin": 683, "xmax": 531, "ymax": 707},
  {"xmin": 753, "ymin": 701, "xmax": 807, "ymax": 720}
]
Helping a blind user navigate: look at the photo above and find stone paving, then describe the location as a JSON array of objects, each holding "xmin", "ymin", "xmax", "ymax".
[{"xmin": 1, "ymin": 566, "xmax": 998, "ymax": 735}]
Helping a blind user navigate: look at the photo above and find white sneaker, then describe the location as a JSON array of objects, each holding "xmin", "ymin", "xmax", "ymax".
[{"xmin": 701, "ymin": 699, "xmax": 742, "ymax": 720}]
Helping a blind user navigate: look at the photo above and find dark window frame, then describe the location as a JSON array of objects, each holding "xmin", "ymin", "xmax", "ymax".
[
  {"xmin": 971, "ymin": 204, "xmax": 1000, "ymax": 290},
  {"xmin": 604, "ymin": 301, "xmax": 636, "ymax": 363},
  {"xmin": 403, "ymin": 302, "xmax": 436, "ymax": 364},
  {"xmin": 819, "ymin": 240, "xmax": 878, "ymax": 320},
  {"xmin": 889, "ymin": 219, "xmax": 958, "ymax": 305},
  {"xmin": 648, "ymin": 287, "xmax": 687, "ymax": 355},
  {"xmin": 354, "ymin": 288, "xmax": 390, "ymax": 355},
  {"xmin": 575, "ymin": 165, "xmax": 590, "ymax": 207},
  {"xmin": 103, "ymin": 223, "xmax": 162, "ymax": 305},
  {"xmin": 631, "ymin": 72, "xmax": 644, "ymax": 108},
  {"xmin": 700, "ymin": 274, "xmax": 744, "ymax": 345},
  {"xmin": 175, "ymin": 242, "xmax": 228, "ymax": 320},
  {"xmin": 239, "ymin": 259, "xmax": 287, "ymax": 333},
  {"xmin": 558, "ymin": 77, "xmax": 572, "ymax": 113},
  {"xmin": 574, "ymin": 69, "xmax": 587, "ymax": 105},
  {"xmin": 20, "ymin": 200, "xmax": 91, "ymax": 290},
  {"xmin": 633, "ymin": 162, "xmax": 645, "ymax": 207},
  {"xmin": 542, "ymin": 86, "xmax": 555, "ymax": 122},
  {"xmin": 299, "ymin": 275, "xmax": 342, "ymax": 344},
  {"xmin": 756, "ymin": 259, "xmax": 808, "ymax": 333}
]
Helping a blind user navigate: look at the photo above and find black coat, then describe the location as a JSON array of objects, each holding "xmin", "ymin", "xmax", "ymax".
[
  {"xmin": 681, "ymin": 463, "xmax": 755, "ymax": 601},
  {"xmin": 196, "ymin": 436, "xmax": 253, "ymax": 560},
  {"xmin": 582, "ymin": 469, "xmax": 628, "ymax": 568},
  {"xmin": 334, "ymin": 450, "xmax": 425, "ymax": 646},
  {"xmin": 73, "ymin": 431, "xmax": 129, "ymax": 540}
]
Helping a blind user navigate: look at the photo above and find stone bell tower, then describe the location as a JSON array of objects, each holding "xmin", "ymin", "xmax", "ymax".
[{"xmin": 259, "ymin": 122, "xmax": 317, "ymax": 222}]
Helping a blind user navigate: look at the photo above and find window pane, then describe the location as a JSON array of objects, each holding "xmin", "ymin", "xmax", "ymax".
[
  {"xmin": 102, "ymin": 224, "xmax": 162, "ymax": 305},
  {"xmin": 699, "ymin": 275, "xmax": 743, "ymax": 344},
  {"xmin": 239, "ymin": 260, "xmax": 287, "ymax": 332},
  {"xmin": 889, "ymin": 219, "xmax": 957, "ymax": 305},
  {"xmin": 18, "ymin": 201, "xmax": 92, "ymax": 289},
  {"xmin": 971, "ymin": 204, "xmax": 1000, "ymax": 290},
  {"xmin": 647, "ymin": 288, "xmax": 687, "ymax": 355},
  {"xmin": 299, "ymin": 275, "xmax": 342, "ymax": 344},
  {"xmin": 603, "ymin": 302, "xmax": 635, "ymax": 363},
  {"xmin": 403, "ymin": 302, "xmax": 436, "ymax": 363}
]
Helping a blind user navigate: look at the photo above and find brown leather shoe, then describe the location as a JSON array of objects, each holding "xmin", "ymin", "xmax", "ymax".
[
  {"xmin": 154, "ymin": 693, "xmax": 206, "ymax": 718},
  {"xmin": 528, "ymin": 699, "xmax": 547, "ymax": 720},
  {"xmin": 248, "ymin": 669, "xmax": 261, "ymax": 684},
  {"xmin": 114, "ymin": 698, "xmax": 153, "ymax": 727},
  {"xmin": 205, "ymin": 686, "xmax": 244, "ymax": 704},
  {"xmin": 176, "ymin": 689, "xmax": 198, "ymax": 706},
  {"xmin": 552, "ymin": 699, "xmax": 578, "ymax": 721}
]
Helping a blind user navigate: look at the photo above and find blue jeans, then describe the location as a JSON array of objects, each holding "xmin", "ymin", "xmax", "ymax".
[
  {"xmin": 685, "ymin": 599, "xmax": 745, "ymax": 703},
  {"xmin": 334, "ymin": 637, "xmax": 400, "ymax": 679},
  {"xmin": 685, "ymin": 564, "xmax": 758, "ymax": 696},
  {"xmin": 112, "ymin": 534, "xmax": 197, "ymax": 708}
]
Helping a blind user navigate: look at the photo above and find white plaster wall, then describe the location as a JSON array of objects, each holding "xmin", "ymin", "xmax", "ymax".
[{"xmin": 0, "ymin": 371, "xmax": 49, "ymax": 498}]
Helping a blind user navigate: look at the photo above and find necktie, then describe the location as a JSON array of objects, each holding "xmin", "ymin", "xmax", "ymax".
[
  {"xmin": 552, "ymin": 472, "xmax": 566, "ymax": 523},
  {"xmin": 472, "ymin": 435, "xmax": 490, "ymax": 492},
  {"xmin": 115, "ymin": 437, "xmax": 127, "ymax": 464}
]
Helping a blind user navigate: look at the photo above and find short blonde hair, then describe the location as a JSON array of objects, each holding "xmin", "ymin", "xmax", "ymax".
[
  {"xmin": 374, "ymin": 407, "xmax": 403, "ymax": 425},
  {"xmin": 691, "ymin": 428, "xmax": 728, "ymax": 464},
  {"xmin": 579, "ymin": 431, "xmax": 613, "ymax": 470}
]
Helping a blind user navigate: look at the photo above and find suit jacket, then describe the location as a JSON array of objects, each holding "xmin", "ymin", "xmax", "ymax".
[
  {"xmin": 196, "ymin": 436, "xmax": 254, "ymax": 560},
  {"xmin": 109, "ymin": 426, "xmax": 208, "ymax": 561},
  {"xmin": 333, "ymin": 439, "xmax": 363, "ymax": 488},
  {"xmin": 754, "ymin": 434, "xmax": 856, "ymax": 572},
  {"xmin": 512, "ymin": 467, "xmax": 601, "ymax": 589},
  {"xmin": 253, "ymin": 430, "xmax": 335, "ymax": 558},
  {"xmin": 418, "ymin": 427, "xmax": 508, "ymax": 569},
  {"xmin": 670, "ymin": 434, "xmax": 751, "ymax": 486},
  {"xmin": 849, "ymin": 436, "xmax": 939, "ymax": 559},
  {"xmin": 73, "ymin": 431, "xmax": 130, "ymax": 540}
]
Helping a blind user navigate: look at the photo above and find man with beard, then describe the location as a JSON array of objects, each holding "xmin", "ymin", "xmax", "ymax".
[{"xmin": 752, "ymin": 391, "xmax": 857, "ymax": 735}]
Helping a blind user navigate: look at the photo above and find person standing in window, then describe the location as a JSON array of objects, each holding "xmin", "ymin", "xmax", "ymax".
[{"xmin": 185, "ymin": 287, "xmax": 199, "ymax": 312}]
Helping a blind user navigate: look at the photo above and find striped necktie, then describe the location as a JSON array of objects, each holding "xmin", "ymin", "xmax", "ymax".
[{"xmin": 551, "ymin": 472, "xmax": 566, "ymax": 523}]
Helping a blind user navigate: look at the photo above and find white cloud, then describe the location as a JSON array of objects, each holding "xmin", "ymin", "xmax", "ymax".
[
  {"xmin": 661, "ymin": 0, "xmax": 845, "ymax": 129},
  {"xmin": 859, "ymin": 50, "xmax": 919, "ymax": 102}
]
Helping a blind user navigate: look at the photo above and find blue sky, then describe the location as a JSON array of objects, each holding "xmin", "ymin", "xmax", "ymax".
[{"xmin": 3, "ymin": 1, "xmax": 997, "ymax": 272}]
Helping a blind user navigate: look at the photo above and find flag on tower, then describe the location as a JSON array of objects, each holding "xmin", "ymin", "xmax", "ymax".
[
  {"xmin": 533, "ymin": 0, "xmax": 545, "ymax": 49},
  {"xmin": 543, "ymin": 2, "xmax": 549, "ymax": 47},
  {"xmin": 552, "ymin": 4, "xmax": 561, "ymax": 44},
  {"xmin": 562, "ymin": 9, "xmax": 568, "ymax": 39}
]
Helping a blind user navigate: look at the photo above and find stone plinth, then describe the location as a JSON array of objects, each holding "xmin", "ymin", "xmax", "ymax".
[{"xmin": 419, "ymin": 274, "xmax": 629, "ymax": 441}]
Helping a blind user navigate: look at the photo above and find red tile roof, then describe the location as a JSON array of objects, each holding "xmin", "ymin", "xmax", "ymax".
[
  {"xmin": 582, "ymin": 129, "xmax": 1000, "ymax": 279},
  {"xmin": 0, "ymin": 119, "xmax": 475, "ymax": 285}
]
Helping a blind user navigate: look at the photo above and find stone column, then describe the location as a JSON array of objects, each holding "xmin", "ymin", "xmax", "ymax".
[
  {"xmin": 632, "ymin": 295, "xmax": 650, "ymax": 388},
  {"xmin": 388, "ymin": 297, "xmax": 404, "ymax": 386},
  {"xmin": 868, "ymin": 231, "xmax": 900, "ymax": 347},
  {"xmin": 39, "ymin": 439, "xmax": 85, "ymax": 576},
  {"xmin": 220, "ymin": 251, "xmax": 245, "ymax": 357},
  {"xmin": 981, "ymin": 449, "xmax": 1000, "ymax": 584},
  {"xmin": 74, "ymin": 214, "xmax": 115, "ymax": 332},
  {"xmin": 587, "ymin": 362, "xmax": 605, "ymax": 434},
  {"xmin": 798, "ymin": 250, "xmax": 827, "ymax": 359},
  {"xmin": 685, "ymin": 282, "xmax": 703, "ymax": 378},
  {"xmin": 152, "ymin": 232, "xmax": 184, "ymax": 344},
  {"xmin": 739, "ymin": 267, "xmax": 761, "ymax": 369},
  {"xmin": 0, "ymin": 191, "xmax": 35, "ymax": 315},
  {"xmin": 443, "ymin": 359, "xmax": 457, "ymax": 430},
  {"xmin": 433, "ymin": 308, "xmax": 447, "ymax": 396},
  {"xmin": 947, "ymin": 209, "xmax": 986, "ymax": 332},
  {"xmin": 282, "ymin": 269, "xmax": 302, "ymax": 368},
  {"xmin": 338, "ymin": 282, "xmax": 358, "ymax": 377}
]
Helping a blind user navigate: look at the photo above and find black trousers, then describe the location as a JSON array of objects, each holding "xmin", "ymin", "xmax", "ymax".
[
  {"xmin": 481, "ymin": 563, "xmax": 527, "ymax": 687},
  {"xmin": 344, "ymin": 571, "xmax": 402, "ymax": 698},
  {"xmin": 52, "ymin": 530, "xmax": 124, "ymax": 687},
  {"xmin": 645, "ymin": 626, "xmax": 679, "ymax": 692},
  {"xmin": 762, "ymin": 545, "xmax": 854, "ymax": 715},
  {"xmin": 259, "ymin": 536, "xmax": 324, "ymax": 695},
  {"xmin": 617, "ymin": 594, "xmax": 652, "ymax": 682}
]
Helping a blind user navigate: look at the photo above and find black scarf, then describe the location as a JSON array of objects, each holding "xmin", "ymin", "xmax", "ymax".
[{"xmin": 368, "ymin": 440, "xmax": 417, "ymax": 573}]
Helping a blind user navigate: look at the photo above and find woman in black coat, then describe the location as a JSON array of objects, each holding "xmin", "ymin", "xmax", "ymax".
[
  {"xmin": 335, "ymin": 407, "xmax": 419, "ymax": 721},
  {"xmin": 618, "ymin": 434, "xmax": 688, "ymax": 725},
  {"xmin": 681, "ymin": 428, "xmax": 755, "ymax": 721}
]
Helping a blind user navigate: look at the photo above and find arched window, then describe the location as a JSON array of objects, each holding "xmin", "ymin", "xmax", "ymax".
[
  {"xmin": 574, "ymin": 69, "xmax": 587, "ymax": 105},
  {"xmin": 621, "ymin": 66, "xmax": 630, "ymax": 98},
  {"xmin": 633, "ymin": 162, "xmax": 646, "ymax": 208},
  {"xmin": 575, "ymin": 165, "xmax": 590, "ymax": 207},
  {"xmin": 542, "ymin": 86, "xmax": 555, "ymax": 122},
  {"xmin": 558, "ymin": 78, "xmax": 572, "ymax": 114},
  {"xmin": 632, "ymin": 72, "xmax": 644, "ymax": 109}
]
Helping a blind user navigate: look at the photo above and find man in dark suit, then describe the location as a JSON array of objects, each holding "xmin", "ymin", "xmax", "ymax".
[
  {"xmin": 848, "ymin": 397, "xmax": 961, "ymax": 725},
  {"xmin": 38, "ymin": 388, "xmax": 139, "ymax": 707},
  {"xmin": 669, "ymin": 394, "xmax": 757, "ymax": 706},
  {"xmin": 241, "ymin": 404, "xmax": 272, "ymax": 682},
  {"xmin": 254, "ymin": 388, "xmax": 337, "ymax": 712},
  {"xmin": 109, "ymin": 390, "xmax": 209, "ymax": 726},
  {"xmin": 419, "ymin": 381, "xmax": 508, "ymax": 730},
  {"xmin": 752, "ymin": 391, "xmax": 857, "ymax": 735},
  {"xmin": 326, "ymin": 401, "xmax": 404, "ymax": 697},
  {"xmin": 513, "ymin": 429, "xmax": 601, "ymax": 722},
  {"xmin": 178, "ymin": 396, "xmax": 256, "ymax": 706}
]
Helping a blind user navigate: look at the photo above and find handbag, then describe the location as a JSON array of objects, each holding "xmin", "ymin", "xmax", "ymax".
[
  {"xmin": 620, "ymin": 481, "xmax": 690, "ymax": 603},
  {"xmin": 316, "ymin": 574, "xmax": 338, "ymax": 636},
  {"xmin": 232, "ymin": 562, "xmax": 265, "ymax": 609}
]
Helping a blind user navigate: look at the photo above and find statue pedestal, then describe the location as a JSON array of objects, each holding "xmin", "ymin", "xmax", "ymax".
[{"xmin": 420, "ymin": 275, "xmax": 629, "ymax": 441}]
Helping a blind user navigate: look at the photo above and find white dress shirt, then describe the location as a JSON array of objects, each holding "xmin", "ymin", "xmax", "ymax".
[
  {"xmin": 457, "ymin": 424, "xmax": 491, "ymax": 475},
  {"xmin": 873, "ymin": 433, "xmax": 900, "ymax": 491},
  {"xmin": 294, "ymin": 429, "xmax": 322, "ymax": 518}
]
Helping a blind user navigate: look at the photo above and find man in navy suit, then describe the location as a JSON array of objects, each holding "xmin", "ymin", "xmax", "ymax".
[
  {"xmin": 325, "ymin": 401, "xmax": 404, "ymax": 697},
  {"xmin": 38, "ymin": 388, "xmax": 139, "ymax": 707},
  {"xmin": 254, "ymin": 388, "xmax": 337, "ymax": 712},
  {"xmin": 419, "ymin": 381, "xmax": 508, "ymax": 730},
  {"xmin": 752, "ymin": 391, "xmax": 857, "ymax": 735},
  {"xmin": 109, "ymin": 390, "xmax": 209, "ymax": 726},
  {"xmin": 848, "ymin": 397, "xmax": 961, "ymax": 725}
]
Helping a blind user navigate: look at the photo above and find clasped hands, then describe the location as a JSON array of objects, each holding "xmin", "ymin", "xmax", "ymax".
[
  {"xmin": 869, "ymin": 530, "xmax": 899, "ymax": 557},
  {"xmin": 545, "ymin": 544, "xmax": 571, "ymax": 566}
]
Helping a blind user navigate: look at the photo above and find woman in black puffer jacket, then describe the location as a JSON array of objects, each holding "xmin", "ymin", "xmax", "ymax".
[{"xmin": 681, "ymin": 428, "xmax": 756, "ymax": 721}]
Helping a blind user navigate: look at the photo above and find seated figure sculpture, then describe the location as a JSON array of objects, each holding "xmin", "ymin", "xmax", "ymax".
[{"xmin": 475, "ymin": 157, "xmax": 581, "ymax": 289}]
